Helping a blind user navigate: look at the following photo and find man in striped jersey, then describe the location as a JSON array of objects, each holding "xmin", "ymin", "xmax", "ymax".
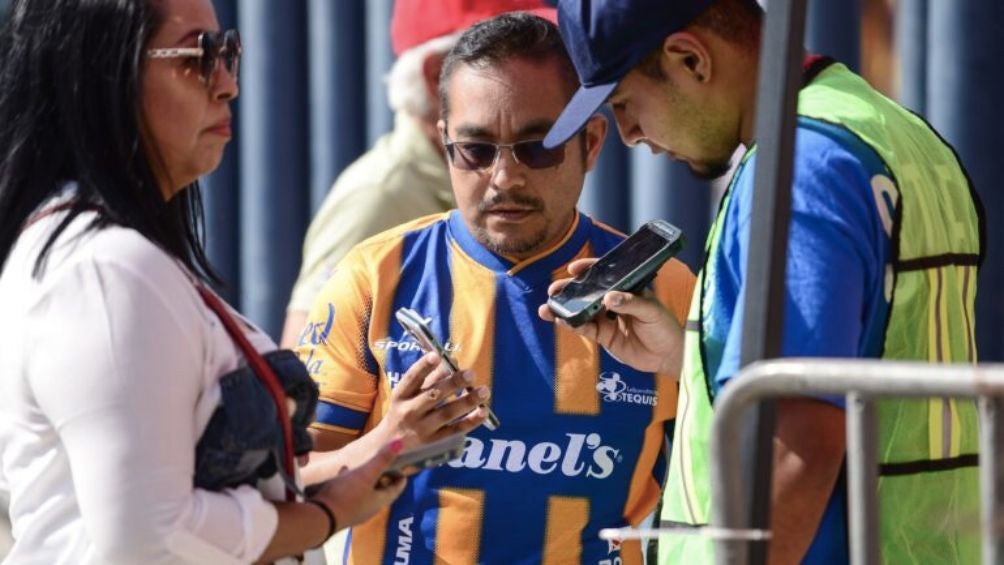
[{"xmin": 296, "ymin": 12, "xmax": 696, "ymax": 565}]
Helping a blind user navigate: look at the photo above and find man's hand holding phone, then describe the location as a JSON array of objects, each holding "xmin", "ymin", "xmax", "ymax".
[
  {"xmin": 539, "ymin": 261, "xmax": 684, "ymax": 376},
  {"xmin": 395, "ymin": 308, "xmax": 500, "ymax": 430},
  {"xmin": 539, "ymin": 220, "xmax": 688, "ymax": 375},
  {"xmin": 377, "ymin": 351, "xmax": 489, "ymax": 450}
]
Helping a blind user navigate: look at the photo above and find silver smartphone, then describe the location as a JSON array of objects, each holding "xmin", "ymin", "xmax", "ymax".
[
  {"xmin": 395, "ymin": 307, "xmax": 500, "ymax": 430},
  {"xmin": 377, "ymin": 432, "xmax": 468, "ymax": 487}
]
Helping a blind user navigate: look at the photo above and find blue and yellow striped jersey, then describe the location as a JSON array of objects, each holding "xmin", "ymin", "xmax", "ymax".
[{"xmin": 298, "ymin": 210, "xmax": 695, "ymax": 564}]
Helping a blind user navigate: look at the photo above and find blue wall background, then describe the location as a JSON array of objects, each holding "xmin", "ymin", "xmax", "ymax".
[{"xmin": 202, "ymin": 0, "xmax": 1004, "ymax": 360}]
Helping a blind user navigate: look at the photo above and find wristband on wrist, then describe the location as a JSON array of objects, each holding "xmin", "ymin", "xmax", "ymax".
[{"xmin": 306, "ymin": 498, "xmax": 337, "ymax": 546}]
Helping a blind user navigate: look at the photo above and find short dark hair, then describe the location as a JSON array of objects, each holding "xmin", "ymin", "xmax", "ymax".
[
  {"xmin": 636, "ymin": 0, "xmax": 763, "ymax": 80},
  {"xmin": 0, "ymin": 0, "xmax": 218, "ymax": 282},
  {"xmin": 439, "ymin": 12, "xmax": 579, "ymax": 122},
  {"xmin": 694, "ymin": 0, "xmax": 763, "ymax": 46}
]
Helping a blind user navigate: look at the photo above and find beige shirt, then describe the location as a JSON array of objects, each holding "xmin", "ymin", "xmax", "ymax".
[{"xmin": 287, "ymin": 113, "xmax": 453, "ymax": 312}]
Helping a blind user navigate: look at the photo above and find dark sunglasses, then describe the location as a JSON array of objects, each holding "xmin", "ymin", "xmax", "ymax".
[
  {"xmin": 147, "ymin": 29, "xmax": 242, "ymax": 87},
  {"xmin": 443, "ymin": 138, "xmax": 566, "ymax": 171}
]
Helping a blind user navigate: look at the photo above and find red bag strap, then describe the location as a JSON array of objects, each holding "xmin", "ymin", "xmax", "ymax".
[{"xmin": 196, "ymin": 285, "xmax": 297, "ymax": 501}]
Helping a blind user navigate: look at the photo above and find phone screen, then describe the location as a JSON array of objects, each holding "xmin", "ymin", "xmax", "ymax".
[
  {"xmin": 559, "ymin": 224, "xmax": 673, "ymax": 305},
  {"xmin": 548, "ymin": 220, "xmax": 683, "ymax": 326},
  {"xmin": 594, "ymin": 227, "xmax": 673, "ymax": 285}
]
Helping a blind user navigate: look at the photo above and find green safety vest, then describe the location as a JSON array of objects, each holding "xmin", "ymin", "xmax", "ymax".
[{"xmin": 659, "ymin": 61, "xmax": 984, "ymax": 564}]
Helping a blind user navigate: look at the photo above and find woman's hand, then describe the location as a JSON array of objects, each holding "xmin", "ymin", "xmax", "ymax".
[
  {"xmin": 538, "ymin": 258, "xmax": 684, "ymax": 375},
  {"xmin": 256, "ymin": 440, "xmax": 409, "ymax": 563},
  {"xmin": 310, "ymin": 440, "xmax": 408, "ymax": 530},
  {"xmin": 378, "ymin": 352, "xmax": 489, "ymax": 449}
]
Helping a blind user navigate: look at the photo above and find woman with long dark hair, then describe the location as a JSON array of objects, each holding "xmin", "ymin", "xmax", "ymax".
[{"xmin": 0, "ymin": 0, "xmax": 410, "ymax": 562}]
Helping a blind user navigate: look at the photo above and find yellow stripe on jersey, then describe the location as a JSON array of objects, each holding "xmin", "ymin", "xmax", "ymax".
[
  {"xmin": 652, "ymin": 259, "xmax": 698, "ymax": 354},
  {"xmin": 543, "ymin": 496, "xmax": 589, "ymax": 565},
  {"xmin": 348, "ymin": 507, "xmax": 391, "ymax": 565},
  {"xmin": 554, "ymin": 324, "xmax": 601, "ymax": 415},
  {"xmin": 621, "ymin": 540, "xmax": 644, "ymax": 565},
  {"xmin": 434, "ymin": 488, "xmax": 485, "ymax": 565},
  {"xmin": 552, "ymin": 243, "xmax": 601, "ymax": 415},
  {"xmin": 624, "ymin": 372, "xmax": 677, "ymax": 524},
  {"xmin": 368, "ymin": 239, "xmax": 405, "ymax": 429},
  {"xmin": 449, "ymin": 239, "xmax": 498, "ymax": 407}
]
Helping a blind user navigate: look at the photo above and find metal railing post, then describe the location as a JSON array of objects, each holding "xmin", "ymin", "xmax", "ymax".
[
  {"xmin": 979, "ymin": 396, "xmax": 1004, "ymax": 565},
  {"xmin": 710, "ymin": 359, "xmax": 1004, "ymax": 565},
  {"xmin": 738, "ymin": 0, "xmax": 809, "ymax": 562},
  {"xmin": 711, "ymin": 388, "xmax": 756, "ymax": 565},
  {"xmin": 846, "ymin": 392, "xmax": 880, "ymax": 565}
]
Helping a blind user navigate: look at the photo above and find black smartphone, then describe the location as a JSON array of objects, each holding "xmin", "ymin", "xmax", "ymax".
[
  {"xmin": 377, "ymin": 432, "xmax": 467, "ymax": 487},
  {"xmin": 547, "ymin": 219, "xmax": 684, "ymax": 328},
  {"xmin": 395, "ymin": 307, "xmax": 501, "ymax": 430}
]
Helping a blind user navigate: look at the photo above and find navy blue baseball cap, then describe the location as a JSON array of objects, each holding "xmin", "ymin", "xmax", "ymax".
[{"xmin": 543, "ymin": 0, "xmax": 714, "ymax": 148}]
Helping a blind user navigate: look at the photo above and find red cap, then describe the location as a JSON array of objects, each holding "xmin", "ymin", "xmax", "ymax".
[{"xmin": 391, "ymin": 0, "xmax": 557, "ymax": 56}]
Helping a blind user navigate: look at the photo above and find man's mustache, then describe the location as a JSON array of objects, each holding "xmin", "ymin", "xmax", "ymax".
[{"xmin": 477, "ymin": 193, "xmax": 544, "ymax": 214}]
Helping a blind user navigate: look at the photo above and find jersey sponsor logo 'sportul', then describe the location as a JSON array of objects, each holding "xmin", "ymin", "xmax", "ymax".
[
  {"xmin": 395, "ymin": 515, "xmax": 414, "ymax": 565},
  {"xmin": 373, "ymin": 337, "xmax": 462, "ymax": 353},
  {"xmin": 596, "ymin": 372, "xmax": 657, "ymax": 406},
  {"xmin": 446, "ymin": 433, "xmax": 622, "ymax": 479}
]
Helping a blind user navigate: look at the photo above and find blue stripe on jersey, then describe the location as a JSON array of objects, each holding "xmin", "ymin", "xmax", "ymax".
[
  {"xmin": 652, "ymin": 419, "xmax": 673, "ymax": 483},
  {"xmin": 314, "ymin": 400, "xmax": 368, "ymax": 431},
  {"xmin": 476, "ymin": 275, "xmax": 556, "ymax": 562},
  {"xmin": 380, "ymin": 219, "xmax": 456, "ymax": 564}
]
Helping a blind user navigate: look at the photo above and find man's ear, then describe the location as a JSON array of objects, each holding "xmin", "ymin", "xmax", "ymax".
[
  {"xmin": 661, "ymin": 31, "xmax": 712, "ymax": 84},
  {"xmin": 583, "ymin": 114, "xmax": 609, "ymax": 172}
]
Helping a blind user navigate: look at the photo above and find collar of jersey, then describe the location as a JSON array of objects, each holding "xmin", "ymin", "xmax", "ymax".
[{"xmin": 446, "ymin": 209, "xmax": 592, "ymax": 288}]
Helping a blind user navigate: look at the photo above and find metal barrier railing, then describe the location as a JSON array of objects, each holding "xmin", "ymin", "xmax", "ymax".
[{"xmin": 709, "ymin": 359, "xmax": 1004, "ymax": 565}]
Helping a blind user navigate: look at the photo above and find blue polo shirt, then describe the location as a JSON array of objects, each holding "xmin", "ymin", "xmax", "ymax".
[{"xmin": 707, "ymin": 117, "xmax": 895, "ymax": 563}]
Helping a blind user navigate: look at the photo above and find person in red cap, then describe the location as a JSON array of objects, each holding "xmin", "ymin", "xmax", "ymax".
[{"xmin": 281, "ymin": 0, "xmax": 555, "ymax": 348}]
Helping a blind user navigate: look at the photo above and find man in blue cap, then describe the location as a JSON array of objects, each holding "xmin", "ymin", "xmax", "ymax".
[{"xmin": 538, "ymin": 0, "xmax": 984, "ymax": 563}]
